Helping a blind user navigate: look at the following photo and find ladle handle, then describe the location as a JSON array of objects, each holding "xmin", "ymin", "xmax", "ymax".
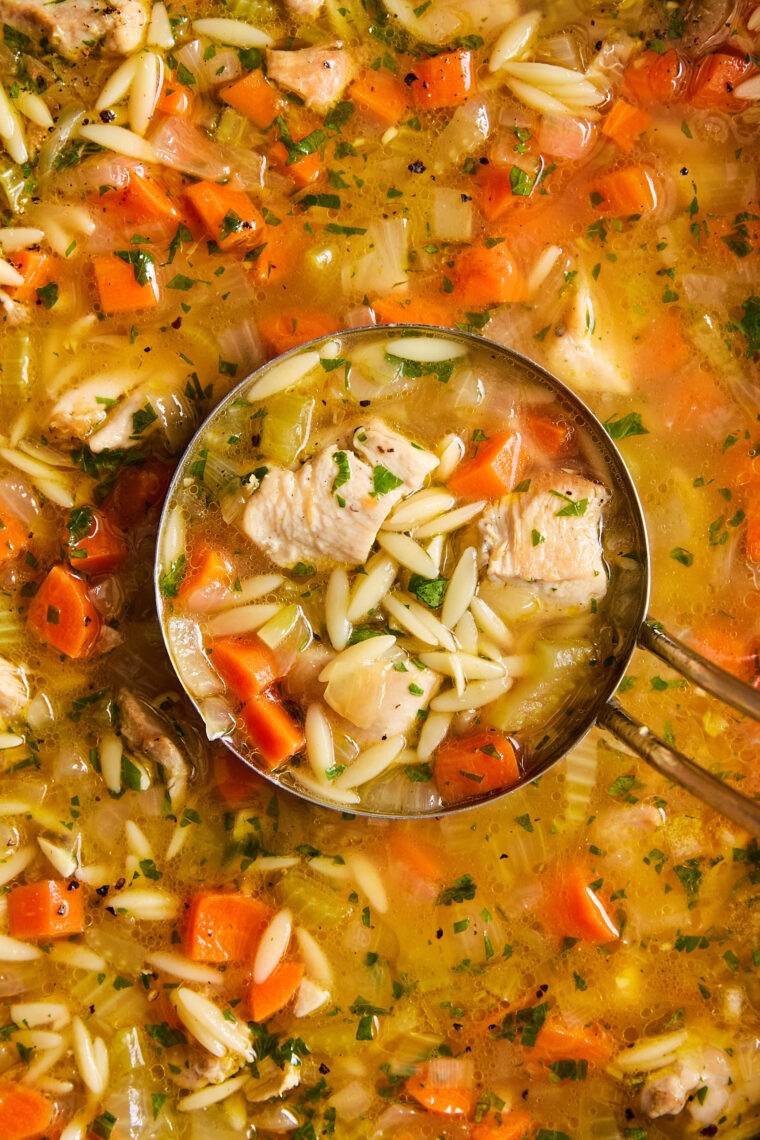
[
  {"xmin": 598, "ymin": 699, "xmax": 760, "ymax": 837},
  {"xmin": 639, "ymin": 617, "xmax": 760, "ymax": 721}
]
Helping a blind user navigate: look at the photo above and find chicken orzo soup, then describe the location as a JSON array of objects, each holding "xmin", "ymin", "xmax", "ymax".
[{"xmin": 0, "ymin": 0, "xmax": 757, "ymax": 1137}]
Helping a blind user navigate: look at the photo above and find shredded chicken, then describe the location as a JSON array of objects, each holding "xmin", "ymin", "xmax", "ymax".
[
  {"xmin": 0, "ymin": 657, "xmax": 28, "ymax": 720},
  {"xmin": 244, "ymin": 1058, "xmax": 301, "ymax": 1103},
  {"xmin": 284, "ymin": 0, "xmax": 323, "ymax": 13},
  {"xmin": 0, "ymin": 0, "xmax": 148, "ymax": 57},
  {"xmin": 641, "ymin": 1047, "xmax": 731, "ymax": 1125},
  {"xmin": 267, "ymin": 43, "xmax": 355, "ymax": 114},
  {"xmin": 169, "ymin": 1050, "xmax": 241, "ymax": 1091},
  {"xmin": 118, "ymin": 689, "xmax": 187, "ymax": 807}
]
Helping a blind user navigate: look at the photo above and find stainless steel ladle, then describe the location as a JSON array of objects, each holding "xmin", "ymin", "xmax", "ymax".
[{"xmin": 155, "ymin": 326, "xmax": 760, "ymax": 834}]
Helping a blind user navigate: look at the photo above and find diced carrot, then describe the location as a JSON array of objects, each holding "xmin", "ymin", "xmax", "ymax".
[
  {"xmin": 8, "ymin": 879, "xmax": 84, "ymax": 939},
  {"xmin": 351, "ymin": 68, "xmax": 409, "ymax": 124},
  {"xmin": 123, "ymin": 170, "xmax": 179, "ymax": 221},
  {"xmin": 526, "ymin": 1019, "xmax": 614, "ymax": 1067},
  {"xmin": 471, "ymin": 1108, "xmax": 533, "ymax": 1140},
  {"xmin": 8, "ymin": 250, "xmax": 54, "ymax": 304},
  {"xmin": 222, "ymin": 68, "xmax": 282, "ymax": 128},
  {"xmin": 268, "ymin": 139, "xmax": 323, "ymax": 189},
  {"xmin": 412, "ymin": 50, "xmax": 474, "ymax": 109},
  {"xmin": 241, "ymin": 692, "xmax": 305, "ymax": 768},
  {"xmin": 448, "ymin": 431, "xmax": 526, "ymax": 500},
  {"xmin": 588, "ymin": 165, "xmax": 658, "ymax": 216},
  {"xmin": 633, "ymin": 309, "xmax": 691, "ymax": 380},
  {"xmin": 622, "ymin": 48, "xmax": 689, "ymax": 105},
  {"xmin": 66, "ymin": 507, "xmax": 127, "ymax": 576},
  {"xmin": 747, "ymin": 511, "xmax": 760, "ymax": 564},
  {"xmin": 687, "ymin": 620, "xmax": 755, "ymax": 683},
  {"xmin": 0, "ymin": 1078, "xmax": 53, "ymax": 1140},
  {"xmin": 538, "ymin": 114, "xmax": 597, "ymax": 160},
  {"xmin": 544, "ymin": 863, "xmax": 619, "ymax": 944},
  {"xmin": 209, "ymin": 635, "xmax": 279, "ymax": 703},
  {"xmin": 524, "ymin": 411, "xmax": 573, "ymax": 456},
  {"xmin": 389, "ymin": 828, "xmax": 445, "ymax": 886},
  {"xmin": 0, "ymin": 508, "xmax": 28, "ymax": 563},
  {"xmin": 248, "ymin": 959, "xmax": 304, "ymax": 1023},
  {"xmin": 601, "ymin": 99, "xmax": 652, "ymax": 152},
  {"xmin": 214, "ymin": 747, "xmax": 267, "ymax": 805},
  {"xmin": 688, "ymin": 51, "xmax": 754, "ymax": 111},
  {"xmin": 373, "ymin": 294, "xmax": 455, "ymax": 327},
  {"xmin": 27, "ymin": 565, "xmax": 100, "ymax": 658},
  {"xmin": 435, "ymin": 730, "xmax": 520, "ymax": 804},
  {"xmin": 101, "ymin": 458, "xmax": 174, "ymax": 529},
  {"xmin": 664, "ymin": 368, "xmax": 724, "ymax": 432},
  {"xmin": 185, "ymin": 179, "xmax": 264, "ymax": 251},
  {"xmin": 176, "ymin": 543, "xmax": 234, "ymax": 608},
  {"xmin": 185, "ymin": 892, "xmax": 273, "ymax": 962},
  {"xmin": 92, "ymin": 254, "xmax": 159, "ymax": 313},
  {"xmin": 474, "ymin": 165, "xmax": 521, "ymax": 223},
  {"xmin": 246, "ymin": 219, "xmax": 302, "ymax": 285},
  {"xmin": 406, "ymin": 1063, "xmax": 473, "ymax": 1116},
  {"xmin": 454, "ymin": 242, "xmax": 528, "ymax": 306},
  {"xmin": 156, "ymin": 76, "xmax": 195, "ymax": 117},
  {"xmin": 259, "ymin": 310, "xmax": 340, "ymax": 355}
]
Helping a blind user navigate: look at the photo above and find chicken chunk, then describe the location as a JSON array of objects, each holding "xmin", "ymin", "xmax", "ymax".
[
  {"xmin": 284, "ymin": 0, "xmax": 323, "ymax": 13},
  {"xmin": 118, "ymin": 689, "xmax": 188, "ymax": 807},
  {"xmin": 48, "ymin": 375, "xmax": 138, "ymax": 442},
  {"xmin": 242, "ymin": 446, "xmax": 382, "ymax": 567},
  {"xmin": 0, "ymin": 657, "xmax": 28, "ymax": 720},
  {"xmin": 169, "ymin": 1050, "xmax": 241, "ymax": 1091},
  {"xmin": 352, "ymin": 419, "xmax": 439, "ymax": 494},
  {"xmin": 0, "ymin": 0, "xmax": 148, "ymax": 58},
  {"xmin": 479, "ymin": 470, "xmax": 608, "ymax": 606},
  {"xmin": 641, "ymin": 1047, "xmax": 730, "ymax": 1125},
  {"xmin": 324, "ymin": 658, "xmax": 439, "ymax": 740},
  {"xmin": 548, "ymin": 282, "xmax": 631, "ymax": 394},
  {"xmin": 267, "ymin": 43, "xmax": 355, "ymax": 114},
  {"xmin": 244, "ymin": 1058, "xmax": 301, "ymax": 1102}
]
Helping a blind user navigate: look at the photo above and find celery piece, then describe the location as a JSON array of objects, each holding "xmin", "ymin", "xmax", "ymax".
[
  {"xmin": 256, "ymin": 604, "xmax": 308, "ymax": 651},
  {"xmin": 1, "ymin": 330, "xmax": 32, "ymax": 399},
  {"xmin": 110, "ymin": 1026, "xmax": 148, "ymax": 1077},
  {"xmin": 0, "ymin": 605, "xmax": 24, "ymax": 648},
  {"xmin": 274, "ymin": 867, "xmax": 353, "ymax": 928},
  {"xmin": 488, "ymin": 640, "xmax": 592, "ymax": 733},
  {"xmin": 215, "ymin": 107, "xmax": 249, "ymax": 147},
  {"xmin": 0, "ymin": 160, "xmax": 30, "ymax": 214},
  {"xmin": 260, "ymin": 394, "xmax": 314, "ymax": 466}
]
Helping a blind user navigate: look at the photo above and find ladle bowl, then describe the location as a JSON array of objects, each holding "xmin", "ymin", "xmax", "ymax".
[{"xmin": 155, "ymin": 325, "xmax": 760, "ymax": 833}]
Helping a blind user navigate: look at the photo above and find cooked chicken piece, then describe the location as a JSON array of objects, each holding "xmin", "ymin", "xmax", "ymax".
[
  {"xmin": 48, "ymin": 376, "xmax": 137, "ymax": 442},
  {"xmin": 0, "ymin": 657, "xmax": 28, "ymax": 720},
  {"xmin": 282, "ymin": 642, "xmax": 334, "ymax": 705},
  {"xmin": 324, "ymin": 658, "xmax": 439, "ymax": 739},
  {"xmin": 641, "ymin": 1047, "xmax": 730, "ymax": 1125},
  {"xmin": 284, "ymin": 0, "xmax": 323, "ymax": 13},
  {"xmin": 0, "ymin": 0, "xmax": 148, "ymax": 58},
  {"xmin": 267, "ymin": 43, "xmax": 355, "ymax": 114},
  {"xmin": 242, "ymin": 446, "xmax": 389, "ymax": 568},
  {"xmin": 548, "ymin": 282, "xmax": 631, "ymax": 394},
  {"xmin": 352, "ymin": 420, "xmax": 439, "ymax": 494},
  {"xmin": 244, "ymin": 1058, "xmax": 301, "ymax": 1102},
  {"xmin": 479, "ymin": 470, "xmax": 608, "ymax": 605},
  {"xmin": 169, "ymin": 1049, "xmax": 241, "ymax": 1090},
  {"xmin": 118, "ymin": 689, "xmax": 187, "ymax": 807}
]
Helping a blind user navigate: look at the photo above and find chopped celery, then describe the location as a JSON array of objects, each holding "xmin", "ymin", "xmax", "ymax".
[
  {"xmin": 256, "ymin": 603, "xmax": 310, "ymax": 652},
  {"xmin": 275, "ymin": 866, "xmax": 353, "ymax": 928},
  {"xmin": 227, "ymin": 0, "xmax": 272, "ymax": 20},
  {"xmin": 1, "ymin": 331, "xmax": 32, "ymax": 401},
  {"xmin": 0, "ymin": 159, "xmax": 30, "ymax": 214},
  {"xmin": 488, "ymin": 639, "xmax": 592, "ymax": 733},
  {"xmin": 215, "ymin": 107, "xmax": 249, "ymax": 147},
  {"xmin": 260, "ymin": 394, "xmax": 314, "ymax": 465},
  {"xmin": 0, "ymin": 605, "xmax": 24, "ymax": 648},
  {"xmin": 110, "ymin": 1026, "xmax": 148, "ymax": 1076}
]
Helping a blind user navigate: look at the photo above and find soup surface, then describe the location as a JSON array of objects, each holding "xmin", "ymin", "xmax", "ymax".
[{"xmin": 0, "ymin": 0, "xmax": 757, "ymax": 1137}]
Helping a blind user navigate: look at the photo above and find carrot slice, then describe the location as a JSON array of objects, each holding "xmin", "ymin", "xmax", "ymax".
[
  {"xmin": 9, "ymin": 879, "xmax": 84, "ymax": 939},
  {"xmin": 185, "ymin": 892, "xmax": 273, "ymax": 962},
  {"xmin": 8, "ymin": 250, "xmax": 55, "ymax": 304},
  {"xmin": 544, "ymin": 863, "xmax": 619, "ymax": 944},
  {"xmin": 524, "ymin": 412, "xmax": 574, "ymax": 456},
  {"xmin": 622, "ymin": 48, "xmax": 688, "ymax": 105},
  {"xmin": 27, "ymin": 565, "xmax": 100, "ymax": 658},
  {"xmin": 526, "ymin": 1019, "xmax": 614, "ymax": 1067},
  {"xmin": 248, "ymin": 959, "xmax": 304, "ymax": 1023},
  {"xmin": 214, "ymin": 748, "xmax": 266, "ymax": 805},
  {"xmin": 351, "ymin": 68, "xmax": 408, "ymax": 124},
  {"xmin": 0, "ymin": 1078, "xmax": 53, "ymax": 1140},
  {"xmin": 66, "ymin": 507, "xmax": 127, "ymax": 576},
  {"xmin": 389, "ymin": 828, "xmax": 445, "ymax": 886},
  {"xmin": 185, "ymin": 180, "xmax": 264, "ymax": 251},
  {"xmin": 241, "ymin": 692, "xmax": 305, "ymax": 768},
  {"xmin": 0, "ymin": 508, "xmax": 28, "ymax": 563},
  {"xmin": 373, "ymin": 294, "xmax": 455, "ymax": 327},
  {"xmin": 633, "ymin": 309, "xmax": 691, "ymax": 380},
  {"xmin": 472, "ymin": 1108, "xmax": 533, "ymax": 1140},
  {"xmin": 454, "ymin": 242, "xmax": 528, "ymax": 306},
  {"xmin": 435, "ymin": 731, "xmax": 520, "ymax": 804},
  {"xmin": 474, "ymin": 165, "xmax": 521, "ymax": 223},
  {"xmin": 209, "ymin": 635, "xmax": 279, "ymax": 703},
  {"xmin": 406, "ymin": 1063, "xmax": 473, "ymax": 1116},
  {"xmin": 92, "ymin": 254, "xmax": 159, "ymax": 312},
  {"xmin": 748, "ymin": 511, "xmax": 760, "ymax": 564},
  {"xmin": 101, "ymin": 458, "xmax": 173, "ymax": 529},
  {"xmin": 222, "ymin": 68, "xmax": 282, "ymax": 128},
  {"xmin": 688, "ymin": 50, "xmax": 754, "ymax": 111},
  {"xmin": 176, "ymin": 544, "xmax": 234, "ymax": 608},
  {"xmin": 156, "ymin": 75, "xmax": 195, "ymax": 117},
  {"xmin": 601, "ymin": 99, "xmax": 652, "ymax": 152},
  {"xmin": 447, "ymin": 432, "xmax": 526, "ymax": 500},
  {"xmin": 123, "ymin": 170, "xmax": 179, "ymax": 221},
  {"xmin": 268, "ymin": 139, "xmax": 323, "ymax": 189},
  {"xmin": 246, "ymin": 220, "xmax": 302, "ymax": 285},
  {"xmin": 588, "ymin": 166, "xmax": 658, "ymax": 216},
  {"xmin": 259, "ymin": 310, "xmax": 340, "ymax": 355},
  {"xmin": 412, "ymin": 50, "xmax": 474, "ymax": 109}
]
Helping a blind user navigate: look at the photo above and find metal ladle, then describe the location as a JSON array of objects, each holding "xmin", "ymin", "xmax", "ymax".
[{"xmin": 155, "ymin": 326, "xmax": 760, "ymax": 834}]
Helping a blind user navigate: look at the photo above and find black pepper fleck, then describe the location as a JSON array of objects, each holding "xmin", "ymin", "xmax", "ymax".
[{"xmin": 408, "ymin": 159, "xmax": 426, "ymax": 174}]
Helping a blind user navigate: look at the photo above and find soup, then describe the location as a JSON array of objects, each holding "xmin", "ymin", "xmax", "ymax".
[
  {"xmin": 0, "ymin": 0, "xmax": 757, "ymax": 1137},
  {"xmin": 157, "ymin": 329, "xmax": 646, "ymax": 814}
]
